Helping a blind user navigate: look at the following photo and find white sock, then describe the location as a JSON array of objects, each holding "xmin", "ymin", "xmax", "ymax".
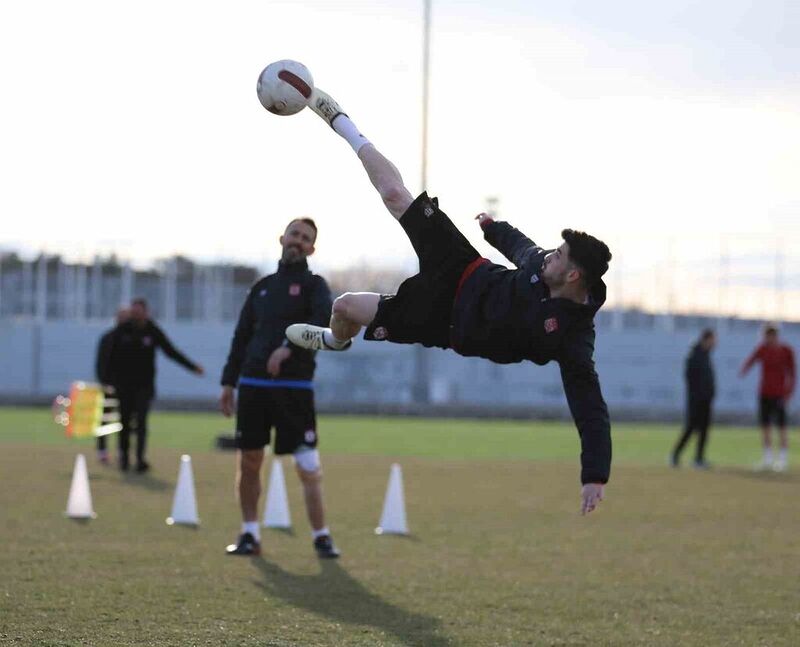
[
  {"xmin": 323, "ymin": 329, "xmax": 349, "ymax": 349},
  {"xmin": 778, "ymin": 448, "xmax": 788, "ymax": 462},
  {"xmin": 312, "ymin": 526, "xmax": 330, "ymax": 540},
  {"xmin": 763, "ymin": 448, "xmax": 773, "ymax": 463},
  {"xmin": 242, "ymin": 521, "xmax": 261, "ymax": 541},
  {"xmin": 332, "ymin": 115, "xmax": 370, "ymax": 153}
]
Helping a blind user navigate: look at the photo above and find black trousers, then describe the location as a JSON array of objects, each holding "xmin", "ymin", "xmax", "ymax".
[
  {"xmin": 673, "ymin": 397, "xmax": 713, "ymax": 462},
  {"xmin": 116, "ymin": 387, "xmax": 153, "ymax": 467}
]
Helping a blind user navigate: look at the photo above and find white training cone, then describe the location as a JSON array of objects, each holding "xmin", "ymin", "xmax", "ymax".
[
  {"xmin": 375, "ymin": 463, "xmax": 408, "ymax": 535},
  {"xmin": 65, "ymin": 454, "xmax": 96, "ymax": 519},
  {"xmin": 263, "ymin": 458, "xmax": 291, "ymax": 529},
  {"xmin": 166, "ymin": 455, "xmax": 199, "ymax": 526}
]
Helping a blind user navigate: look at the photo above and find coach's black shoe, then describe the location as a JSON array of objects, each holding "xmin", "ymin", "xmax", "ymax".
[
  {"xmin": 135, "ymin": 460, "xmax": 150, "ymax": 474},
  {"xmin": 313, "ymin": 535, "xmax": 340, "ymax": 559},
  {"xmin": 226, "ymin": 532, "xmax": 261, "ymax": 556}
]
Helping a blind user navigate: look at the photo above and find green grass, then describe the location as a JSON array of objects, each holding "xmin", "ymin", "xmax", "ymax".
[
  {"xmin": 1, "ymin": 407, "xmax": 798, "ymax": 646},
  {"xmin": 0, "ymin": 406, "xmax": 777, "ymax": 465}
]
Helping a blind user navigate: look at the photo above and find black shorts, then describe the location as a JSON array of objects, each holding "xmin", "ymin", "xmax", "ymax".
[
  {"xmin": 364, "ymin": 192, "xmax": 481, "ymax": 349},
  {"xmin": 759, "ymin": 396, "xmax": 787, "ymax": 427},
  {"xmin": 235, "ymin": 384, "xmax": 318, "ymax": 453}
]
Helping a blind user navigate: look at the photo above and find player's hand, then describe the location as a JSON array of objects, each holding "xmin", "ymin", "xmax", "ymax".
[
  {"xmin": 267, "ymin": 346, "xmax": 292, "ymax": 377},
  {"xmin": 581, "ymin": 483, "xmax": 604, "ymax": 515},
  {"xmin": 194, "ymin": 365, "xmax": 205, "ymax": 376},
  {"xmin": 474, "ymin": 212, "xmax": 494, "ymax": 228},
  {"xmin": 220, "ymin": 386, "xmax": 235, "ymax": 418}
]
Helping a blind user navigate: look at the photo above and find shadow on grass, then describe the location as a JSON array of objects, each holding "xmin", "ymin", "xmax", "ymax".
[
  {"xmin": 717, "ymin": 466, "xmax": 800, "ymax": 483},
  {"xmin": 251, "ymin": 557, "xmax": 450, "ymax": 646},
  {"xmin": 120, "ymin": 472, "xmax": 171, "ymax": 491}
]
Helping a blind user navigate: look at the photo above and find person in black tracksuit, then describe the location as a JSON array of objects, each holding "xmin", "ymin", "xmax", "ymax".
[
  {"xmin": 94, "ymin": 307, "xmax": 130, "ymax": 464},
  {"xmin": 286, "ymin": 87, "xmax": 613, "ymax": 516},
  {"xmin": 107, "ymin": 298, "xmax": 204, "ymax": 472},
  {"xmin": 220, "ymin": 218, "xmax": 339, "ymax": 558},
  {"xmin": 671, "ymin": 329, "xmax": 716, "ymax": 468}
]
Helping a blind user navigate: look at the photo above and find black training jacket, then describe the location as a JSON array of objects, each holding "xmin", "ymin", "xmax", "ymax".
[
  {"xmin": 685, "ymin": 343, "xmax": 715, "ymax": 401},
  {"xmin": 452, "ymin": 221, "xmax": 612, "ymax": 485},
  {"xmin": 95, "ymin": 326, "xmax": 117, "ymax": 385},
  {"xmin": 108, "ymin": 320, "xmax": 199, "ymax": 394},
  {"xmin": 221, "ymin": 259, "xmax": 333, "ymax": 386}
]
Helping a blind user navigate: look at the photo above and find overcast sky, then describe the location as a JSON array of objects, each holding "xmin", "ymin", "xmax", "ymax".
[{"xmin": 1, "ymin": 0, "xmax": 798, "ymax": 305}]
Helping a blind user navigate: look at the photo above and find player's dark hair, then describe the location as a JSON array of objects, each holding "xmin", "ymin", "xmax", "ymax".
[
  {"xmin": 700, "ymin": 328, "xmax": 715, "ymax": 342},
  {"xmin": 764, "ymin": 323, "xmax": 778, "ymax": 336},
  {"xmin": 561, "ymin": 229, "xmax": 612, "ymax": 289},
  {"xmin": 287, "ymin": 218, "xmax": 318, "ymax": 239},
  {"xmin": 131, "ymin": 297, "xmax": 148, "ymax": 309}
]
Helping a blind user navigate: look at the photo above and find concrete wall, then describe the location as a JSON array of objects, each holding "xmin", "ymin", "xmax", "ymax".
[{"xmin": 1, "ymin": 318, "xmax": 796, "ymax": 422}]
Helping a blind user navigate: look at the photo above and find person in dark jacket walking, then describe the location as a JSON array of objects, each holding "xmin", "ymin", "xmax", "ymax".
[
  {"xmin": 671, "ymin": 329, "xmax": 716, "ymax": 468},
  {"xmin": 94, "ymin": 307, "xmax": 130, "ymax": 464},
  {"xmin": 220, "ymin": 218, "xmax": 339, "ymax": 558},
  {"xmin": 108, "ymin": 298, "xmax": 204, "ymax": 473},
  {"xmin": 287, "ymin": 88, "xmax": 612, "ymax": 516}
]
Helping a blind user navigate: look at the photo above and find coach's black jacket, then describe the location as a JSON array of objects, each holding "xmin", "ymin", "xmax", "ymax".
[
  {"xmin": 108, "ymin": 320, "xmax": 199, "ymax": 394},
  {"xmin": 221, "ymin": 259, "xmax": 333, "ymax": 386},
  {"xmin": 685, "ymin": 343, "xmax": 715, "ymax": 402},
  {"xmin": 452, "ymin": 221, "xmax": 612, "ymax": 485},
  {"xmin": 95, "ymin": 326, "xmax": 117, "ymax": 385}
]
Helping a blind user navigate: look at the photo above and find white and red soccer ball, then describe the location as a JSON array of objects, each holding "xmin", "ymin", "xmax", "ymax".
[{"xmin": 256, "ymin": 59, "xmax": 314, "ymax": 116}]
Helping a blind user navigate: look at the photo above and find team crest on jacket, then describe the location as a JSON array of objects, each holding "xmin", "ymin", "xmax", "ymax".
[
  {"xmin": 142, "ymin": 336, "xmax": 152, "ymax": 346},
  {"xmin": 544, "ymin": 318, "xmax": 558, "ymax": 333},
  {"xmin": 289, "ymin": 283, "xmax": 301, "ymax": 296},
  {"xmin": 373, "ymin": 326, "xmax": 388, "ymax": 340}
]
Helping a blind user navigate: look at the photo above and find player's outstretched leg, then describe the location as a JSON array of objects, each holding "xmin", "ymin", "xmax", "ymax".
[
  {"xmin": 310, "ymin": 89, "xmax": 414, "ymax": 220},
  {"xmin": 286, "ymin": 292, "xmax": 381, "ymax": 350},
  {"xmin": 287, "ymin": 292, "xmax": 380, "ymax": 351}
]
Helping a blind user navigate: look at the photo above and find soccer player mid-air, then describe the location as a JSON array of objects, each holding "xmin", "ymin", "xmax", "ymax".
[{"xmin": 287, "ymin": 88, "xmax": 612, "ymax": 514}]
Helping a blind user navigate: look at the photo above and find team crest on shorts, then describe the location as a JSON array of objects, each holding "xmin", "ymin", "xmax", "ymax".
[
  {"xmin": 304, "ymin": 429, "xmax": 317, "ymax": 444},
  {"xmin": 289, "ymin": 283, "xmax": 301, "ymax": 296},
  {"xmin": 424, "ymin": 204, "xmax": 435, "ymax": 217},
  {"xmin": 373, "ymin": 326, "xmax": 389, "ymax": 340},
  {"xmin": 544, "ymin": 317, "xmax": 559, "ymax": 333}
]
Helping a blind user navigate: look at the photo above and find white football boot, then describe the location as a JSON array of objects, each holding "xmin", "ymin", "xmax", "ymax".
[
  {"xmin": 286, "ymin": 324, "xmax": 351, "ymax": 351},
  {"xmin": 309, "ymin": 88, "xmax": 347, "ymax": 127}
]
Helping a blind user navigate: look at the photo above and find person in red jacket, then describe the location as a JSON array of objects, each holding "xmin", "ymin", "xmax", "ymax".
[{"xmin": 740, "ymin": 324, "xmax": 795, "ymax": 471}]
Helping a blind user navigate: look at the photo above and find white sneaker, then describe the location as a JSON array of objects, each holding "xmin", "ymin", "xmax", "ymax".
[
  {"xmin": 772, "ymin": 457, "xmax": 788, "ymax": 472},
  {"xmin": 286, "ymin": 324, "xmax": 351, "ymax": 351},
  {"xmin": 754, "ymin": 459, "xmax": 771, "ymax": 472},
  {"xmin": 309, "ymin": 88, "xmax": 346, "ymax": 127}
]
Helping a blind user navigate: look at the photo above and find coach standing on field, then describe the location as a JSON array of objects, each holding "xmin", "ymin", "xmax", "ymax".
[
  {"xmin": 671, "ymin": 328, "xmax": 716, "ymax": 469},
  {"xmin": 108, "ymin": 298, "xmax": 204, "ymax": 473},
  {"xmin": 219, "ymin": 218, "xmax": 340, "ymax": 559}
]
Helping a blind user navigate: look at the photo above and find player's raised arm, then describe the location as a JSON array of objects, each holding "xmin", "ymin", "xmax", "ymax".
[
  {"xmin": 557, "ymin": 326, "xmax": 612, "ymax": 514},
  {"xmin": 476, "ymin": 215, "xmax": 545, "ymax": 270}
]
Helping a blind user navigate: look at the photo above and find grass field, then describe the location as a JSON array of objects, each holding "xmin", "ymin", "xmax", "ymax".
[{"xmin": 1, "ymin": 406, "xmax": 798, "ymax": 646}]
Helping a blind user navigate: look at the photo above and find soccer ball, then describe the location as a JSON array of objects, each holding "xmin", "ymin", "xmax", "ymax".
[{"xmin": 256, "ymin": 60, "xmax": 314, "ymax": 116}]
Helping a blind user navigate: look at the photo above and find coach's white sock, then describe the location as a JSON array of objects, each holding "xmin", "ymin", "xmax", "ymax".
[
  {"xmin": 332, "ymin": 115, "xmax": 370, "ymax": 153},
  {"xmin": 762, "ymin": 448, "xmax": 773, "ymax": 464},
  {"xmin": 242, "ymin": 521, "xmax": 261, "ymax": 541},
  {"xmin": 778, "ymin": 448, "xmax": 788, "ymax": 462},
  {"xmin": 312, "ymin": 526, "xmax": 331, "ymax": 540},
  {"xmin": 323, "ymin": 329, "xmax": 350, "ymax": 349}
]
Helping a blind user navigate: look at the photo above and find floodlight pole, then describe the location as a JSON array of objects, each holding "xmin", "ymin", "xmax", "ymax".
[{"xmin": 413, "ymin": 0, "xmax": 433, "ymax": 404}]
